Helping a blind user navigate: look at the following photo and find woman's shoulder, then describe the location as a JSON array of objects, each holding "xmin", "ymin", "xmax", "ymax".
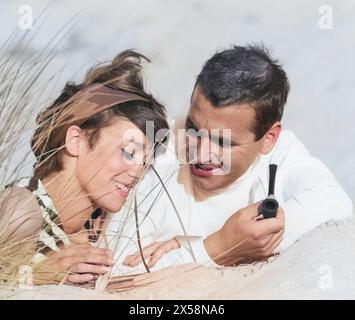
[
  {"xmin": 1, "ymin": 185, "xmax": 39, "ymax": 209},
  {"xmin": 0, "ymin": 186, "xmax": 43, "ymax": 239}
]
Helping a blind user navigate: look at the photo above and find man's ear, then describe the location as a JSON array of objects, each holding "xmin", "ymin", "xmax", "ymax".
[
  {"xmin": 65, "ymin": 125, "xmax": 82, "ymax": 157},
  {"xmin": 260, "ymin": 122, "xmax": 281, "ymax": 155}
]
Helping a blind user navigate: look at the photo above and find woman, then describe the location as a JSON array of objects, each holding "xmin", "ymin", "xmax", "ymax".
[{"xmin": 0, "ymin": 50, "xmax": 169, "ymax": 285}]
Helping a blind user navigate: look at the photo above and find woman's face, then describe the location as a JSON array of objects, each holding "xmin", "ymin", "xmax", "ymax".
[{"xmin": 76, "ymin": 117, "xmax": 147, "ymax": 213}]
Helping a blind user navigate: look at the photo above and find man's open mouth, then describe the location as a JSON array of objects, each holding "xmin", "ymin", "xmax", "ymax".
[{"xmin": 190, "ymin": 163, "xmax": 223, "ymax": 177}]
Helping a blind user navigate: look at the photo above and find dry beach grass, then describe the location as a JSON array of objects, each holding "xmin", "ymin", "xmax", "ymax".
[
  {"xmin": 1, "ymin": 216, "xmax": 354, "ymax": 299},
  {"xmin": 0, "ymin": 8, "xmax": 354, "ymax": 300}
]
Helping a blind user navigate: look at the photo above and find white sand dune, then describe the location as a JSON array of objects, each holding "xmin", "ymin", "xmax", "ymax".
[
  {"xmin": 1, "ymin": 215, "xmax": 354, "ymax": 300},
  {"xmin": 0, "ymin": 0, "xmax": 354, "ymax": 300}
]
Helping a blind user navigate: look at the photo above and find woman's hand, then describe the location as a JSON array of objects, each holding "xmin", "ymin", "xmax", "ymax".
[
  {"xmin": 123, "ymin": 237, "xmax": 180, "ymax": 269},
  {"xmin": 37, "ymin": 244, "xmax": 115, "ymax": 284}
]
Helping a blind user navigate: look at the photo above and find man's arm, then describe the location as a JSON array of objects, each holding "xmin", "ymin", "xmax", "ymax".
[
  {"xmin": 203, "ymin": 135, "xmax": 353, "ymax": 265},
  {"xmin": 124, "ymin": 203, "xmax": 285, "ymax": 268},
  {"xmin": 279, "ymin": 158, "xmax": 353, "ymax": 249}
]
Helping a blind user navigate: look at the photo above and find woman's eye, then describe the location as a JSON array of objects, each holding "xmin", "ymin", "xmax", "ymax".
[{"xmin": 122, "ymin": 149, "xmax": 134, "ymax": 161}]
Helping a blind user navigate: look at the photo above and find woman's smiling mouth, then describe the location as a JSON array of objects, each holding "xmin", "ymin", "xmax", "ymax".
[{"xmin": 114, "ymin": 181, "xmax": 131, "ymax": 198}]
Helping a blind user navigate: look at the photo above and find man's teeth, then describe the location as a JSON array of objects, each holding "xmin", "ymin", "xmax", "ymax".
[
  {"xmin": 195, "ymin": 163, "xmax": 222, "ymax": 170},
  {"xmin": 115, "ymin": 182, "xmax": 129, "ymax": 192}
]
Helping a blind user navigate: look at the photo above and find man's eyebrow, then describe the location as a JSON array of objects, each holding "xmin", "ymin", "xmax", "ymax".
[{"xmin": 186, "ymin": 117, "xmax": 239, "ymax": 146}]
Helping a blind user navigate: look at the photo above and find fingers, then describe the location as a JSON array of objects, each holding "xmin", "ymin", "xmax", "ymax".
[
  {"xmin": 56, "ymin": 245, "xmax": 109, "ymax": 260},
  {"xmin": 264, "ymin": 230, "xmax": 284, "ymax": 254},
  {"xmin": 70, "ymin": 263, "xmax": 110, "ymax": 274},
  {"xmin": 275, "ymin": 207, "xmax": 285, "ymax": 223},
  {"xmin": 69, "ymin": 246, "xmax": 110, "ymax": 257},
  {"xmin": 84, "ymin": 247, "xmax": 111, "ymax": 256},
  {"xmin": 82, "ymin": 253, "xmax": 115, "ymax": 266},
  {"xmin": 253, "ymin": 207, "xmax": 285, "ymax": 237},
  {"xmin": 124, "ymin": 239, "xmax": 180, "ymax": 268},
  {"xmin": 65, "ymin": 261, "xmax": 112, "ymax": 284},
  {"xmin": 243, "ymin": 228, "xmax": 284, "ymax": 261},
  {"xmin": 254, "ymin": 235, "xmax": 284, "ymax": 262},
  {"xmin": 53, "ymin": 245, "xmax": 114, "ymax": 271},
  {"xmin": 124, "ymin": 242, "xmax": 161, "ymax": 267},
  {"xmin": 65, "ymin": 273, "xmax": 94, "ymax": 284},
  {"xmin": 148, "ymin": 238, "xmax": 180, "ymax": 268},
  {"xmin": 257, "ymin": 229, "xmax": 283, "ymax": 257},
  {"xmin": 238, "ymin": 201, "xmax": 262, "ymax": 220}
]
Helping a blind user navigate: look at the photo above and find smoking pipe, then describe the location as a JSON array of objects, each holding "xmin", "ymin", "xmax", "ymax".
[{"xmin": 258, "ymin": 164, "xmax": 278, "ymax": 219}]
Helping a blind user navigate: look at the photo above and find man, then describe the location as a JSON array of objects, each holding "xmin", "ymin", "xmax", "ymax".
[{"xmin": 107, "ymin": 44, "xmax": 352, "ymax": 273}]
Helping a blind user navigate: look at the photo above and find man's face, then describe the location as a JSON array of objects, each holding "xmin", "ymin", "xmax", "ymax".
[{"xmin": 184, "ymin": 87, "xmax": 265, "ymax": 192}]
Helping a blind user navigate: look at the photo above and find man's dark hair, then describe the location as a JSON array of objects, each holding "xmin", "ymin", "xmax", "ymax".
[{"xmin": 195, "ymin": 44, "xmax": 290, "ymax": 140}]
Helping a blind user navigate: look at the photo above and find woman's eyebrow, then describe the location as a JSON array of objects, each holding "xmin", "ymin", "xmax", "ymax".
[
  {"xmin": 125, "ymin": 137, "xmax": 144, "ymax": 149},
  {"xmin": 135, "ymin": 142, "xmax": 144, "ymax": 149}
]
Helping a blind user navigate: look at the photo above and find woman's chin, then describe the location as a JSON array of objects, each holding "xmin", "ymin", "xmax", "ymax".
[
  {"xmin": 91, "ymin": 185, "xmax": 133, "ymax": 212},
  {"xmin": 101, "ymin": 203, "xmax": 123, "ymax": 213},
  {"xmin": 95, "ymin": 194, "xmax": 125, "ymax": 213}
]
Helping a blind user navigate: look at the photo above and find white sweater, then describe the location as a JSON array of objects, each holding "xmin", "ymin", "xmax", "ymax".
[{"xmin": 107, "ymin": 129, "xmax": 353, "ymax": 274}]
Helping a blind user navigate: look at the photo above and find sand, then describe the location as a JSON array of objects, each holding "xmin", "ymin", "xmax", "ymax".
[
  {"xmin": 1, "ymin": 215, "xmax": 354, "ymax": 300},
  {"xmin": 1, "ymin": 0, "xmax": 354, "ymax": 301}
]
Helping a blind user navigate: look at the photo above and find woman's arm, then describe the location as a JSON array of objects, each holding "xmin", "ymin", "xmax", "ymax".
[
  {"xmin": 0, "ymin": 187, "xmax": 114, "ymax": 285},
  {"xmin": 0, "ymin": 187, "xmax": 43, "ymax": 281}
]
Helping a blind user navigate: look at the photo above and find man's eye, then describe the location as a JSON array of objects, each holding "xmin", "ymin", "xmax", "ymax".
[
  {"xmin": 186, "ymin": 129, "xmax": 201, "ymax": 139},
  {"xmin": 210, "ymin": 135, "xmax": 233, "ymax": 149},
  {"xmin": 122, "ymin": 149, "xmax": 134, "ymax": 160},
  {"xmin": 210, "ymin": 136, "xmax": 220, "ymax": 146}
]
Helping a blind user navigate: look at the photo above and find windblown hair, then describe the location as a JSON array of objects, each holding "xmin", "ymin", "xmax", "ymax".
[{"xmin": 31, "ymin": 50, "xmax": 169, "ymax": 181}]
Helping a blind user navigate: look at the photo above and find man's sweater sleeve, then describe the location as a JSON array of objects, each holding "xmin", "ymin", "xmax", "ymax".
[
  {"xmin": 270, "ymin": 132, "xmax": 353, "ymax": 250},
  {"xmin": 280, "ymin": 157, "xmax": 353, "ymax": 249}
]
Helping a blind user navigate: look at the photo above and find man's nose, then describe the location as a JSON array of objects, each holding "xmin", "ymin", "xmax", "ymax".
[
  {"xmin": 197, "ymin": 137, "xmax": 223, "ymax": 165},
  {"xmin": 198, "ymin": 136, "xmax": 212, "ymax": 164}
]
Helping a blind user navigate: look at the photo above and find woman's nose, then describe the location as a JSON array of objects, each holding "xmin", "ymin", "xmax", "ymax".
[{"xmin": 126, "ymin": 162, "xmax": 144, "ymax": 181}]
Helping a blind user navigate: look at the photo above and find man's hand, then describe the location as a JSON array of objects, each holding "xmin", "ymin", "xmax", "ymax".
[
  {"xmin": 204, "ymin": 202, "xmax": 285, "ymax": 266},
  {"xmin": 123, "ymin": 238, "xmax": 181, "ymax": 268}
]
